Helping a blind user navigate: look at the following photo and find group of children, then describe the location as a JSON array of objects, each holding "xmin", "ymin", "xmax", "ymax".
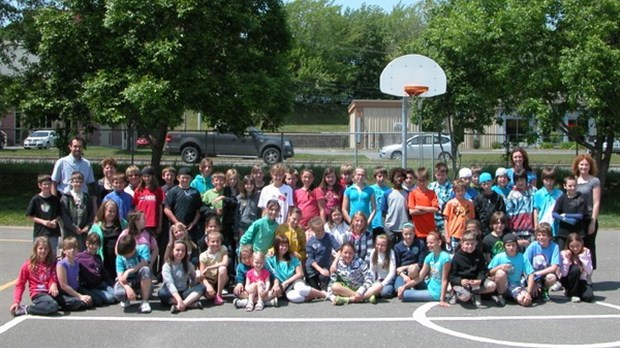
[{"xmin": 11, "ymin": 156, "xmax": 596, "ymax": 316}]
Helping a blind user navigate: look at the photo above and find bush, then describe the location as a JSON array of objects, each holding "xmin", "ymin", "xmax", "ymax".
[
  {"xmin": 540, "ymin": 142, "xmax": 556, "ymax": 149},
  {"xmin": 559, "ymin": 142, "xmax": 577, "ymax": 150},
  {"xmin": 473, "ymin": 138, "xmax": 481, "ymax": 149},
  {"xmin": 491, "ymin": 141, "xmax": 504, "ymax": 149}
]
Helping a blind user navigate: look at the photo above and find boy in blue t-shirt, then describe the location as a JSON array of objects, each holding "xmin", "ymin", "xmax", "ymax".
[
  {"xmin": 533, "ymin": 167, "xmax": 562, "ymax": 237},
  {"xmin": 103, "ymin": 173, "xmax": 133, "ymax": 220},
  {"xmin": 370, "ymin": 166, "xmax": 390, "ymax": 240},
  {"xmin": 114, "ymin": 235, "xmax": 152, "ymax": 313},
  {"xmin": 488, "ymin": 233, "xmax": 535, "ymax": 307},
  {"xmin": 306, "ymin": 217, "xmax": 341, "ymax": 291},
  {"xmin": 524, "ymin": 223, "xmax": 560, "ymax": 302}
]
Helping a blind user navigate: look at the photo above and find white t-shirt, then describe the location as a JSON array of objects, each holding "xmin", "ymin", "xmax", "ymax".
[{"xmin": 258, "ymin": 184, "xmax": 294, "ymax": 224}]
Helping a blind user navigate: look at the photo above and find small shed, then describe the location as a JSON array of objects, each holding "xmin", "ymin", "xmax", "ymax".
[{"xmin": 347, "ymin": 99, "xmax": 421, "ymax": 150}]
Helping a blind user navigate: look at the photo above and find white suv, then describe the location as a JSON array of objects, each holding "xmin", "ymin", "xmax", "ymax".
[
  {"xmin": 379, "ymin": 133, "xmax": 454, "ymax": 161},
  {"xmin": 23, "ymin": 130, "xmax": 57, "ymax": 149}
]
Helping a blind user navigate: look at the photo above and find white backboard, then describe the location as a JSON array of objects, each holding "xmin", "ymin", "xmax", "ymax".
[{"xmin": 380, "ymin": 54, "xmax": 446, "ymax": 97}]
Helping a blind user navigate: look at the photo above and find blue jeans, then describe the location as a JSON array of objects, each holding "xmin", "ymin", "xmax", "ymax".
[
  {"xmin": 85, "ymin": 282, "xmax": 116, "ymax": 306},
  {"xmin": 380, "ymin": 283, "xmax": 395, "ymax": 298},
  {"xmin": 158, "ymin": 284, "xmax": 206, "ymax": 305},
  {"xmin": 114, "ymin": 267, "xmax": 152, "ymax": 302},
  {"xmin": 27, "ymin": 293, "xmax": 60, "ymax": 315},
  {"xmin": 401, "ymin": 288, "xmax": 434, "ymax": 302},
  {"xmin": 397, "ymin": 280, "xmax": 432, "ymax": 302}
]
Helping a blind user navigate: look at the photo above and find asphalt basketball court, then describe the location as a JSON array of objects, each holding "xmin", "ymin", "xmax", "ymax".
[{"xmin": 1, "ymin": 225, "xmax": 618, "ymax": 347}]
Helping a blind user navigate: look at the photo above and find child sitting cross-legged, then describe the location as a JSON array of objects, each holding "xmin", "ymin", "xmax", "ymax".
[
  {"xmin": 328, "ymin": 242, "xmax": 383, "ymax": 305},
  {"xmin": 159, "ymin": 240, "xmax": 205, "ymax": 313}
]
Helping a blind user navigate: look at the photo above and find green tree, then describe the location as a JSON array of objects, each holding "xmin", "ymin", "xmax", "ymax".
[
  {"xmin": 414, "ymin": 0, "xmax": 618, "ymax": 185},
  {"xmin": 2, "ymin": 0, "xmax": 292, "ymax": 170},
  {"xmin": 285, "ymin": 0, "xmax": 351, "ymax": 102}
]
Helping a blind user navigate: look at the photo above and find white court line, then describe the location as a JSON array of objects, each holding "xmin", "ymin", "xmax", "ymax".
[
  {"xmin": 413, "ymin": 302, "xmax": 620, "ymax": 348},
  {"xmin": 596, "ymin": 301, "xmax": 620, "ymax": 311},
  {"xmin": 14, "ymin": 315, "xmax": 419, "ymax": 323},
  {"xmin": 430, "ymin": 314, "xmax": 620, "ymax": 321},
  {"xmin": 0, "ymin": 316, "xmax": 27, "ymax": 335}
]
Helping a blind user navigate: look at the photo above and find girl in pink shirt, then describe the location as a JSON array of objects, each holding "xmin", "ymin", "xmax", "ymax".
[
  {"xmin": 244, "ymin": 252, "xmax": 272, "ymax": 311},
  {"xmin": 294, "ymin": 169, "xmax": 321, "ymax": 230},
  {"xmin": 10, "ymin": 237, "xmax": 60, "ymax": 316}
]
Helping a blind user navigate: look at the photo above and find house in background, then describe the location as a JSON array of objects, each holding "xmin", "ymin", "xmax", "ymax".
[{"xmin": 346, "ymin": 99, "xmax": 589, "ymax": 150}]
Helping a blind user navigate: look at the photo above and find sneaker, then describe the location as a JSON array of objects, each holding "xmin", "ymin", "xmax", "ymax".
[
  {"xmin": 245, "ymin": 301, "xmax": 254, "ymax": 312},
  {"xmin": 170, "ymin": 305, "xmax": 179, "ymax": 314},
  {"xmin": 214, "ymin": 295, "xmax": 224, "ymax": 305},
  {"xmin": 448, "ymin": 291, "xmax": 457, "ymax": 305},
  {"xmin": 120, "ymin": 300, "xmax": 130, "ymax": 308},
  {"xmin": 571, "ymin": 296, "xmax": 581, "ymax": 303},
  {"xmin": 234, "ymin": 298, "xmax": 248, "ymax": 309},
  {"xmin": 255, "ymin": 300, "xmax": 264, "ymax": 311},
  {"xmin": 194, "ymin": 301, "xmax": 203, "ymax": 310},
  {"xmin": 333, "ymin": 295, "xmax": 349, "ymax": 306},
  {"xmin": 541, "ymin": 289, "xmax": 550, "ymax": 302},
  {"xmin": 221, "ymin": 289, "xmax": 229, "ymax": 295},
  {"xmin": 139, "ymin": 302, "xmax": 152, "ymax": 313},
  {"xmin": 270, "ymin": 297, "xmax": 279, "ymax": 308},
  {"xmin": 13, "ymin": 305, "xmax": 27, "ymax": 317},
  {"xmin": 472, "ymin": 294, "xmax": 482, "ymax": 308},
  {"xmin": 492, "ymin": 294, "xmax": 506, "ymax": 307},
  {"xmin": 368, "ymin": 295, "xmax": 377, "ymax": 304},
  {"xmin": 550, "ymin": 282, "xmax": 564, "ymax": 292}
]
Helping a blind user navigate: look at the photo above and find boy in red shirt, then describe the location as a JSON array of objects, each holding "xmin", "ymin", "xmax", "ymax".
[{"xmin": 407, "ymin": 167, "xmax": 439, "ymax": 242}]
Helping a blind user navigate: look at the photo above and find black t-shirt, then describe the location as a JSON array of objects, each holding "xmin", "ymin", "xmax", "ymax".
[
  {"xmin": 553, "ymin": 192, "xmax": 588, "ymax": 237},
  {"xmin": 482, "ymin": 233, "xmax": 504, "ymax": 261},
  {"xmin": 164, "ymin": 186, "xmax": 202, "ymax": 225},
  {"xmin": 25, "ymin": 194, "xmax": 61, "ymax": 238}
]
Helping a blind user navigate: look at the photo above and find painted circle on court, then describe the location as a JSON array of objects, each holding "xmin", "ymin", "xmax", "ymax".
[{"xmin": 412, "ymin": 302, "xmax": 620, "ymax": 348}]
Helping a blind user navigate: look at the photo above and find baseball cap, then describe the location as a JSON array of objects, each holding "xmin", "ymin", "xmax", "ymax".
[
  {"xmin": 458, "ymin": 167, "xmax": 472, "ymax": 178},
  {"xmin": 479, "ymin": 172, "xmax": 492, "ymax": 183},
  {"xmin": 495, "ymin": 167, "xmax": 507, "ymax": 178},
  {"xmin": 503, "ymin": 233, "xmax": 517, "ymax": 245}
]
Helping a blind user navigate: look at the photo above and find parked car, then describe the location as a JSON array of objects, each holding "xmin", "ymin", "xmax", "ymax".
[
  {"xmin": 0, "ymin": 130, "xmax": 6, "ymax": 150},
  {"xmin": 23, "ymin": 130, "xmax": 57, "ymax": 149},
  {"xmin": 136, "ymin": 136, "xmax": 149, "ymax": 147},
  {"xmin": 603, "ymin": 139, "xmax": 620, "ymax": 154},
  {"xmin": 379, "ymin": 133, "xmax": 454, "ymax": 161},
  {"xmin": 164, "ymin": 127, "xmax": 295, "ymax": 165}
]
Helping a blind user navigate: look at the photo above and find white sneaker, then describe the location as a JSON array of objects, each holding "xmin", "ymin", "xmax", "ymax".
[
  {"xmin": 571, "ymin": 296, "xmax": 581, "ymax": 303},
  {"xmin": 222, "ymin": 289, "xmax": 229, "ymax": 295},
  {"xmin": 233, "ymin": 298, "xmax": 248, "ymax": 309},
  {"xmin": 140, "ymin": 302, "xmax": 152, "ymax": 313},
  {"xmin": 550, "ymin": 282, "xmax": 564, "ymax": 292},
  {"xmin": 120, "ymin": 300, "xmax": 130, "ymax": 308}
]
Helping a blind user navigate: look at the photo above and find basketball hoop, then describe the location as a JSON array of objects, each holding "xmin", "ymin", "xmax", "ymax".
[{"xmin": 404, "ymin": 85, "xmax": 429, "ymax": 97}]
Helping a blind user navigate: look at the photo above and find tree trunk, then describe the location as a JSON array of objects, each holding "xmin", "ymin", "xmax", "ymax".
[{"xmin": 149, "ymin": 123, "xmax": 169, "ymax": 175}]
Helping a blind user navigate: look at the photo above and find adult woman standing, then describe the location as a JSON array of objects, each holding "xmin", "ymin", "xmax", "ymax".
[
  {"xmin": 96, "ymin": 158, "xmax": 117, "ymax": 204},
  {"xmin": 573, "ymin": 154, "xmax": 601, "ymax": 282},
  {"xmin": 505, "ymin": 147, "xmax": 537, "ymax": 190}
]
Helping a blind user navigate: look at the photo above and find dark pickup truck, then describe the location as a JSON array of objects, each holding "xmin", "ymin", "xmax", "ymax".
[{"xmin": 164, "ymin": 127, "xmax": 295, "ymax": 165}]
